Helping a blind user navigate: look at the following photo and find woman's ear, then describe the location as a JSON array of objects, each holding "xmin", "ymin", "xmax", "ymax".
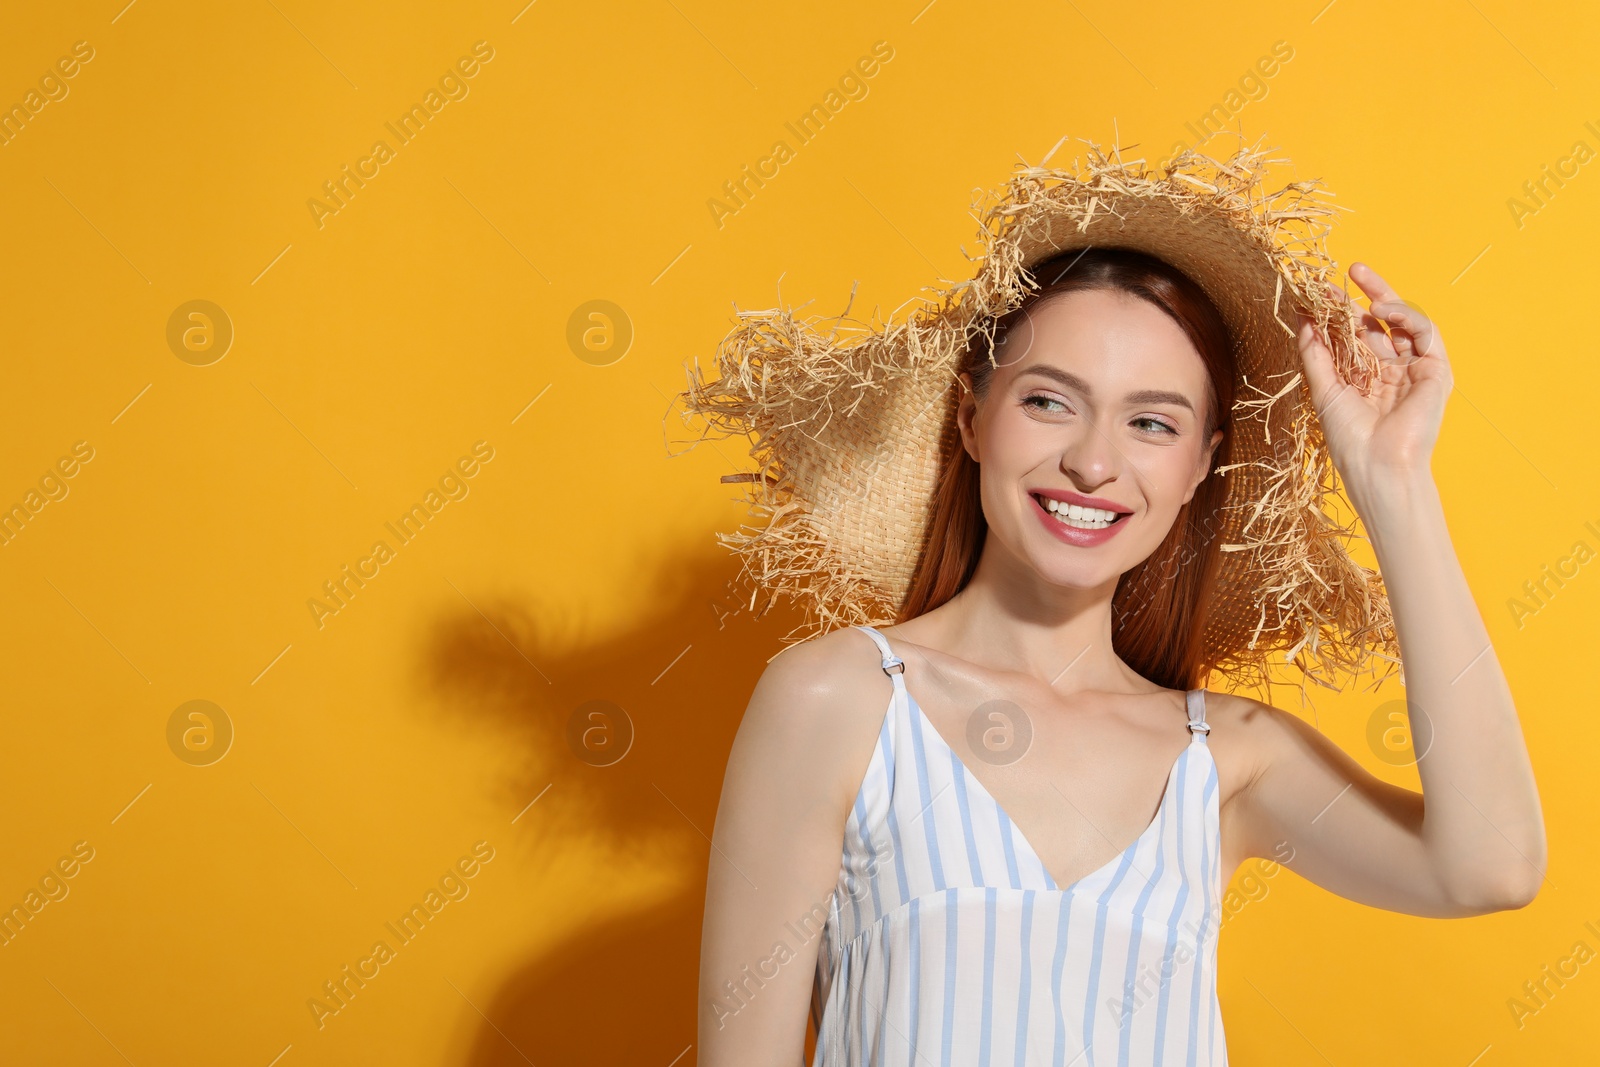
[
  {"xmin": 1181, "ymin": 428, "xmax": 1225, "ymax": 505},
  {"xmin": 956, "ymin": 372, "xmax": 981, "ymax": 462}
]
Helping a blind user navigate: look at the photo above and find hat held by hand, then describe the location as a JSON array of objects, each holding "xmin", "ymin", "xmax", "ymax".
[{"xmin": 672, "ymin": 134, "xmax": 1402, "ymax": 696}]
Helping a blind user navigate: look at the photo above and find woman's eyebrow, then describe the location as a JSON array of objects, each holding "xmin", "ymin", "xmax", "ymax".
[{"xmin": 1017, "ymin": 364, "xmax": 1195, "ymax": 413}]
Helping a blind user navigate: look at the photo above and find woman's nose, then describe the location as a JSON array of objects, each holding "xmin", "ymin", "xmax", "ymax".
[{"xmin": 1060, "ymin": 420, "xmax": 1124, "ymax": 484}]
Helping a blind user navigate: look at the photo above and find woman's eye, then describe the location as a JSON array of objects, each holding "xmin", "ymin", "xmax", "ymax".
[{"xmin": 1025, "ymin": 395, "xmax": 1176, "ymax": 436}]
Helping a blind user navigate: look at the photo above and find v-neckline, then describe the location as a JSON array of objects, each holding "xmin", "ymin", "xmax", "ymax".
[{"xmin": 900, "ymin": 679, "xmax": 1203, "ymax": 895}]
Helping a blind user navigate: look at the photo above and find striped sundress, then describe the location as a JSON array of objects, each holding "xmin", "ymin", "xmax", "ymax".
[{"xmin": 810, "ymin": 624, "xmax": 1226, "ymax": 1066}]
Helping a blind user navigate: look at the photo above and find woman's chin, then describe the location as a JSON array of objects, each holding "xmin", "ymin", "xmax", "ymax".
[{"xmin": 1019, "ymin": 558, "xmax": 1130, "ymax": 594}]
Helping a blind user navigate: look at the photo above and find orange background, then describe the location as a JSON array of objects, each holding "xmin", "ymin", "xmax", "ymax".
[{"xmin": 1, "ymin": 1, "xmax": 1596, "ymax": 1064}]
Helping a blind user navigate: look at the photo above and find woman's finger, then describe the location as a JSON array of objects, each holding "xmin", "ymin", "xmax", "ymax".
[
  {"xmin": 1325, "ymin": 278, "xmax": 1396, "ymax": 363},
  {"xmin": 1348, "ymin": 261, "xmax": 1405, "ymax": 307},
  {"xmin": 1370, "ymin": 301, "xmax": 1447, "ymax": 363},
  {"xmin": 1345, "ymin": 262, "xmax": 1452, "ymax": 364},
  {"xmin": 1296, "ymin": 310, "xmax": 1347, "ymax": 412}
]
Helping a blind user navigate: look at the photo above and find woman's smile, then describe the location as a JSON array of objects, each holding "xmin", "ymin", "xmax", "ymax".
[{"xmin": 1027, "ymin": 489, "xmax": 1133, "ymax": 546}]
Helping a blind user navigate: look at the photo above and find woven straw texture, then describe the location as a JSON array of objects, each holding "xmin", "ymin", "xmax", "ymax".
[{"xmin": 672, "ymin": 135, "xmax": 1402, "ymax": 696}]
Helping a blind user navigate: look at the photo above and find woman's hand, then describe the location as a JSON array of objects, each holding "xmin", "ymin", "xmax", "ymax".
[{"xmin": 1294, "ymin": 261, "xmax": 1453, "ymax": 511}]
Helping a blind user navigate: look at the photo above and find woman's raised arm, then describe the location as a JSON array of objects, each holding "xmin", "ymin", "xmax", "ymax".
[{"xmin": 1228, "ymin": 263, "xmax": 1547, "ymax": 915}]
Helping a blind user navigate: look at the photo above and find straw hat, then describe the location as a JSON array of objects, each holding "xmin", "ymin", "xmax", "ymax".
[{"xmin": 671, "ymin": 134, "xmax": 1401, "ymax": 695}]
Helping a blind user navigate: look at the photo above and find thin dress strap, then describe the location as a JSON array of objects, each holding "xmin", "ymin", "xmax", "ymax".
[
  {"xmin": 1185, "ymin": 687, "xmax": 1211, "ymax": 740},
  {"xmin": 855, "ymin": 625, "xmax": 905, "ymax": 678}
]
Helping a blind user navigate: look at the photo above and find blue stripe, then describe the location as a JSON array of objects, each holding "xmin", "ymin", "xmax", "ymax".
[
  {"xmin": 998, "ymin": 803, "xmax": 1024, "ymax": 890},
  {"xmin": 1118, "ymin": 753, "xmax": 1177, "ymax": 1066},
  {"xmin": 883, "ymin": 701, "xmax": 913, "ymax": 909},
  {"xmin": 950, "ymin": 749, "xmax": 986, "ymax": 884},
  {"xmin": 856, "ymin": 711, "xmax": 893, "ymax": 921},
  {"xmin": 909, "ymin": 895, "xmax": 923, "ymax": 1062},
  {"xmin": 848, "ymin": 793, "xmax": 868, "ymax": 937},
  {"xmin": 1185, "ymin": 766, "xmax": 1220, "ymax": 1064},
  {"xmin": 1151, "ymin": 749, "xmax": 1193, "ymax": 1067},
  {"xmin": 979, "ymin": 886, "xmax": 997, "ymax": 1067},
  {"xmin": 1052, "ymin": 893, "xmax": 1072, "ymax": 1066},
  {"xmin": 874, "ymin": 918, "xmax": 890, "ymax": 1065},
  {"xmin": 1015, "ymin": 891, "xmax": 1035, "ymax": 1064},
  {"xmin": 943, "ymin": 887, "xmax": 959, "ymax": 1065},
  {"xmin": 842, "ymin": 935, "xmax": 856, "ymax": 1064},
  {"xmin": 905, "ymin": 683, "xmax": 949, "ymax": 891}
]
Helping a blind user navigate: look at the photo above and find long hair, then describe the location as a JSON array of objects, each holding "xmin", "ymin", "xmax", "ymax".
[{"xmin": 896, "ymin": 247, "xmax": 1237, "ymax": 690}]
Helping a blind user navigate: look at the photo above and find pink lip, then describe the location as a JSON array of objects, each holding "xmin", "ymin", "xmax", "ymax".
[
  {"xmin": 1027, "ymin": 491, "xmax": 1131, "ymax": 548},
  {"xmin": 1028, "ymin": 487, "xmax": 1130, "ymax": 512}
]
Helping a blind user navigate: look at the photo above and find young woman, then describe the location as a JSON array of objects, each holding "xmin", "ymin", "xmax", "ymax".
[{"xmin": 692, "ymin": 222, "xmax": 1545, "ymax": 1064}]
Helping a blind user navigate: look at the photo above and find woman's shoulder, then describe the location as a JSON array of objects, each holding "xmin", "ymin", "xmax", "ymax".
[
  {"xmin": 1200, "ymin": 687, "xmax": 1316, "ymax": 737},
  {"xmin": 1195, "ymin": 687, "xmax": 1314, "ymax": 800},
  {"xmin": 734, "ymin": 626, "xmax": 897, "ymax": 801},
  {"xmin": 751, "ymin": 624, "xmax": 895, "ymax": 718}
]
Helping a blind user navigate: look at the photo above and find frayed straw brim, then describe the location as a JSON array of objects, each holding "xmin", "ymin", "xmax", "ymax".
[{"xmin": 670, "ymin": 133, "xmax": 1401, "ymax": 697}]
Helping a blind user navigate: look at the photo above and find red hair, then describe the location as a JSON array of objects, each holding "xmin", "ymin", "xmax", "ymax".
[{"xmin": 896, "ymin": 247, "xmax": 1236, "ymax": 690}]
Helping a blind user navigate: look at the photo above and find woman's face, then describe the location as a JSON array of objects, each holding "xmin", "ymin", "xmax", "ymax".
[{"xmin": 956, "ymin": 287, "xmax": 1225, "ymax": 593}]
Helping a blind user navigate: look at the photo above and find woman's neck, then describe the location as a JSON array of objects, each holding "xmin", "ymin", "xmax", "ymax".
[{"xmin": 892, "ymin": 543, "xmax": 1151, "ymax": 695}]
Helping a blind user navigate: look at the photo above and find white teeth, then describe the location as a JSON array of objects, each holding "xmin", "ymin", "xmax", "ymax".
[{"xmin": 1037, "ymin": 495, "xmax": 1120, "ymax": 528}]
